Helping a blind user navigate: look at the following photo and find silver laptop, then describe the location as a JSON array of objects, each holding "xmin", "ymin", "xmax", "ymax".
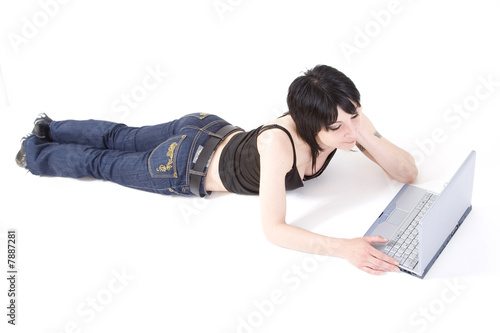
[{"xmin": 364, "ymin": 150, "xmax": 476, "ymax": 278}]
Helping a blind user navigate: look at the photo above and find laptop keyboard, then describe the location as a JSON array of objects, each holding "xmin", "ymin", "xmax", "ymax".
[{"xmin": 382, "ymin": 193, "xmax": 438, "ymax": 270}]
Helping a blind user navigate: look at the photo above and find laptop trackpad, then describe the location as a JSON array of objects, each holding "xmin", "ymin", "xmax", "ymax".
[{"xmin": 387, "ymin": 208, "xmax": 409, "ymax": 226}]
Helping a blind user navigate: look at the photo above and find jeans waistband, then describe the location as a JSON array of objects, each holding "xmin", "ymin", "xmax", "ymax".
[{"xmin": 189, "ymin": 124, "xmax": 242, "ymax": 197}]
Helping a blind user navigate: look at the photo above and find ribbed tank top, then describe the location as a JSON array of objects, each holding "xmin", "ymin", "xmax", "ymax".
[{"xmin": 218, "ymin": 124, "xmax": 336, "ymax": 195}]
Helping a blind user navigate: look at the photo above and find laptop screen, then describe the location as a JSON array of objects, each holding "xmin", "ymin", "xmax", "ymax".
[{"xmin": 417, "ymin": 151, "xmax": 476, "ymax": 275}]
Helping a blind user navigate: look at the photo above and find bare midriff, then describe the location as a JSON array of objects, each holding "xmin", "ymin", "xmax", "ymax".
[{"xmin": 204, "ymin": 131, "xmax": 243, "ymax": 192}]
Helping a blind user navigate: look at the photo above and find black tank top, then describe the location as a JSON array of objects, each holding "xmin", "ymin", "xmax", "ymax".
[{"xmin": 218, "ymin": 124, "xmax": 336, "ymax": 195}]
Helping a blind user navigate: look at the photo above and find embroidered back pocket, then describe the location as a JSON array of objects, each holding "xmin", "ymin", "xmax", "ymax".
[{"xmin": 148, "ymin": 135, "xmax": 187, "ymax": 178}]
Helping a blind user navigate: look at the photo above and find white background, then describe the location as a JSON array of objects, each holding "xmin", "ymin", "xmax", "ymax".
[{"xmin": 1, "ymin": 0, "xmax": 499, "ymax": 332}]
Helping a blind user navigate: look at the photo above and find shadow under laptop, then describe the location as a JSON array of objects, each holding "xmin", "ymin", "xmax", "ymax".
[{"xmin": 423, "ymin": 209, "xmax": 494, "ymax": 280}]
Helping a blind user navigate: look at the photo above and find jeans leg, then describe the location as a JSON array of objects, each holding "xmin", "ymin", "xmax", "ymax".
[
  {"xmin": 24, "ymin": 113, "xmax": 233, "ymax": 196},
  {"xmin": 50, "ymin": 119, "xmax": 179, "ymax": 152},
  {"xmin": 25, "ymin": 136, "xmax": 186, "ymax": 194}
]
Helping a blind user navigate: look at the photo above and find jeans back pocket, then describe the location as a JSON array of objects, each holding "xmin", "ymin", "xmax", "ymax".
[{"xmin": 148, "ymin": 135, "xmax": 187, "ymax": 178}]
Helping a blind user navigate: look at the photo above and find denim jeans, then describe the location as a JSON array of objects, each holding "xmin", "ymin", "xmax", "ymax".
[{"xmin": 25, "ymin": 113, "xmax": 234, "ymax": 196}]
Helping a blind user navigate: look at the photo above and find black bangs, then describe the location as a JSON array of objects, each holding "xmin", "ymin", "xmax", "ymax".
[
  {"xmin": 287, "ymin": 65, "xmax": 361, "ymax": 170},
  {"xmin": 322, "ymin": 96, "xmax": 359, "ymax": 128}
]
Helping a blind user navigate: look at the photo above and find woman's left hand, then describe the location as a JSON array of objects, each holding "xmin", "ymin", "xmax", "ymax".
[{"xmin": 354, "ymin": 108, "xmax": 418, "ymax": 184}]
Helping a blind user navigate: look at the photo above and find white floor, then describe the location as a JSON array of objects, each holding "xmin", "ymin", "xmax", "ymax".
[{"xmin": 1, "ymin": 1, "xmax": 499, "ymax": 332}]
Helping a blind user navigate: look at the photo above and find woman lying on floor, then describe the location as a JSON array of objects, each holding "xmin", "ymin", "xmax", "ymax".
[{"xmin": 16, "ymin": 65, "xmax": 418, "ymax": 275}]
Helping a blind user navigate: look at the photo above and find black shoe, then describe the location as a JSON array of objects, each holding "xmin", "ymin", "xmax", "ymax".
[
  {"xmin": 15, "ymin": 135, "xmax": 29, "ymax": 169},
  {"xmin": 32, "ymin": 113, "xmax": 53, "ymax": 140}
]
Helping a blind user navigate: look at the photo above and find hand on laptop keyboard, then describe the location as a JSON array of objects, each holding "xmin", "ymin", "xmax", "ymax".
[{"xmin": 339, "ymin": 236, "xmax": 400, "ymax": 275}]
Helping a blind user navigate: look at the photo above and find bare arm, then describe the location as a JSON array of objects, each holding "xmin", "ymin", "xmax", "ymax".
[
  {"xmin": 257, "ymin": 129, "xmax": 400, "ymax": 275},
  {"xmin": 355, "ymin": 108, "xmax": 418, "ymax": 183}
]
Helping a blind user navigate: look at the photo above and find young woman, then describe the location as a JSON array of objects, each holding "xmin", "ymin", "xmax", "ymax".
[{"xmin": 16, "ymin": 65, "xmax": 417, "ymax": 275}]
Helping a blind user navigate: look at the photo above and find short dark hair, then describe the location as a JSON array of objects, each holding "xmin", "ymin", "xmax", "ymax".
[{"xmin": 287, "ymin": 65, "xmax": 361, "ymax": 170}]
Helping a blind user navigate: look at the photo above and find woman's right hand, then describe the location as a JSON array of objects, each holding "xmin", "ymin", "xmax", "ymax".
[{"xmin": 339, "ymin": 236, "xmax": 400, "ymax": 275}]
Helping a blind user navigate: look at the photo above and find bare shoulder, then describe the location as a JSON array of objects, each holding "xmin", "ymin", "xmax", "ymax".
[{"xmin": 257, "ymin": 126, "xmax": 294, "ymax": 174}]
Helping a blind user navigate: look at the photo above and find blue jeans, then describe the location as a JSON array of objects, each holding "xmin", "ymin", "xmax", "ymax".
[{"xmin": 25, "ymin": 113, "xmax": 234, "ymax": 196}]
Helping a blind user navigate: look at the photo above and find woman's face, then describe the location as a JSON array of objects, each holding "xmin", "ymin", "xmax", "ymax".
[{"xmin": 316, "ymin": 107, "xmax": 361, "ymax": 150}]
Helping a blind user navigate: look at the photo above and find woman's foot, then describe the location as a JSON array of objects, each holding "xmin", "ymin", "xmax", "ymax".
[
  {"xmin": 15, "ymin": 135, "xmax": 29, "ymax": 169},
  {"xmin": 32, "ymin": 113, "xmax": 53, "ymax": 140}
]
